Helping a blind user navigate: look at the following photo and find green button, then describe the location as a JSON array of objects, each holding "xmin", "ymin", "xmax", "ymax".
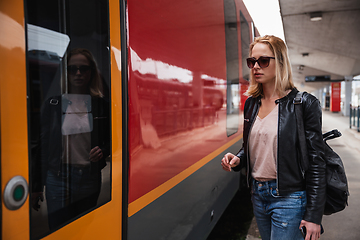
[{"xmin": 13, "ymin": 185, "xmax": 25, "ymax": 202}]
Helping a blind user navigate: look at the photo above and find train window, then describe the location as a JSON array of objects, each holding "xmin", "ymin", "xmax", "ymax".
[
  {"xmin": 224, "ymin": 0, "xmax": 240, "ymax": 136},
  {"xmin": 240, "ymin": 11, "xmax": 250, "ymax": 81},
  {"xmin": 25, "ymin": 0, "xmax": 111, "ymax": 239}
]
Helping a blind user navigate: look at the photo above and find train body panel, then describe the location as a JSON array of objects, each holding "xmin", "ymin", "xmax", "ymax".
[
  {"xmin": 127, "ymin": 0, "xmax": 255, "ymax": 239},
  {"xmin": 0, "ymin": 0, "xmax": 257, "ymax": 239},
  {"xmin": 128, "ymin": 141, "xmax": 242, "ymax": 240}
]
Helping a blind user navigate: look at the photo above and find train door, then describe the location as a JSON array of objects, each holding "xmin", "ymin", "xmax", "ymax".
[
  {"xmin": 1, "ymin": 1, "xmax": 29, "ymax": 238},
  {"xmin": 0, "ymin": 0, "xmax": 124, "ymax": 239}
]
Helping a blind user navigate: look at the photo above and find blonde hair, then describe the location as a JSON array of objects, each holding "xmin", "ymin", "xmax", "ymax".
[
  {"xmin": 63, "ymin": 48, "xmax": 104, "ymax": 97},
  {"xmin": 245, "ymin": 35, "xmax": 294, "ymax": 98}
]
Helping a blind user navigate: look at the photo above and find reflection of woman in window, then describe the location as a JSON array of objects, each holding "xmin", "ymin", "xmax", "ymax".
[{"xmin": 32, "ymin": 48, "xmax": 110, "ymax": 230}]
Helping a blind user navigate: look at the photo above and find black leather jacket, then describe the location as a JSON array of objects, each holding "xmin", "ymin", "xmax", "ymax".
[
  {"xmin": 32, "ymin": 95, "xmax": 110, "ymax": 192},
  {"xmin": 233, "ymin": 88, "xmax": 326, "ymax": 224}
]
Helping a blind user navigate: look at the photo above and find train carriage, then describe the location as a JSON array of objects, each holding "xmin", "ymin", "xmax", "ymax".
[{"xmin": 0, "ymin": 0, "xmax": 257, "ymax": 239}]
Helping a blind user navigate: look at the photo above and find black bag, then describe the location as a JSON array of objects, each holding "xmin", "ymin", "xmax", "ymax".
[{"xmin": 294, "ymin": 91, "xmax": 349, "ymax": 215}]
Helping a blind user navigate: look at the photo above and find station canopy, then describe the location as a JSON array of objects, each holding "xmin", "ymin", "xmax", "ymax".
[{"xmin": 279, "ymin": 0, "xmax": 360, "ymax": 92}]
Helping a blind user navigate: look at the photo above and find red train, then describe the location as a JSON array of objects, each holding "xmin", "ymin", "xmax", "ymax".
[{"xmin": 0, "ymin": 0, "xmax": 257, "ymax": 239}]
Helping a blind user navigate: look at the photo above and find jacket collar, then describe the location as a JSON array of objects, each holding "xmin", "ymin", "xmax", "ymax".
[
  {"xmin": 274, "ymin": 88, "xmax": 298, "ymax": 104},
  {"xmin": 255, "ymin": 87, "xmax": 298, "ymax": 105}
]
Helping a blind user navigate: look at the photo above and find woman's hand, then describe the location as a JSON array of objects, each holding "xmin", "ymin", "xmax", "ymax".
[
  {"xmin": 90, "ymin": 146, "xmax": 103, "ymax": 162},
  {"xmin": 221, "ymin": 153, "xmax": 240, "ymax": 172},
  {"xmin": 299, "ymin": 220, "xmax": 321, "ymax": 240},
  {"xmin": 31, "ymin": 192, "xmax": 44, "ymax": 211}
]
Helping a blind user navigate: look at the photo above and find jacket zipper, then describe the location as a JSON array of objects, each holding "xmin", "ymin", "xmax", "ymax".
[
  {"xmin": 276, "ymin": 101, "xmax": 280, "ymax": 195},
  {"xmin": 246, "ymin": 102, "xmax": 260, "ymax": 188}
]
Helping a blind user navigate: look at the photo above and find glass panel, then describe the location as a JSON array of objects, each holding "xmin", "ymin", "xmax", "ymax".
[
  {"xmin": 26, "ymin": 0, "xmax": 111, "ymax": 239},
  {"xmin": 224, "ymin": 0, "xmax": 239, "ymax": 136},
  {"xmin": 239, "ymin": 11, "xmax": 250, "ymax": 111},
  {"xmin": 240, "ymin": 11, "xmax": 250, "ymax": 81}
]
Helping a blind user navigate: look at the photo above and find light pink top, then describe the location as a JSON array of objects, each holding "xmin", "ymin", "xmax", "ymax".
[
  {"xmin": 249, "ymin": 105, "xmax": 278, "ymax": 181},
  {"xmin": 61, "ymin": 94, "xmax": 92, "ymax": 166}
]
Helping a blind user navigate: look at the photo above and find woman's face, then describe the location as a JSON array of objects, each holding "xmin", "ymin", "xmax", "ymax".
[
  {"xmin": 250, "ymin": 43, "xmax": 276, "ymax": 86},
  {"xmin": 68, "ymin": 54, "xmax": 92, "ymax": 89}
]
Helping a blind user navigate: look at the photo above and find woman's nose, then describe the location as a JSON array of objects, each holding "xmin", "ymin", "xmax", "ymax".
[{"xmin": 253, "ymin": 62, "xmax": 261, "ymax": 69}]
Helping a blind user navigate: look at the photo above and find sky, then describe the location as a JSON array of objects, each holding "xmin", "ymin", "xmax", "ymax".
[{"xmin": 242, "ymin": 0, "xmax": 285, "ymax": 41}]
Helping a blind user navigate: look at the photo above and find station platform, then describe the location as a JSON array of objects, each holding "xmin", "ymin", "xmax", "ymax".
[{"xmin": 246, "ymin": 110, "xmax": 360, "ymax": 240}]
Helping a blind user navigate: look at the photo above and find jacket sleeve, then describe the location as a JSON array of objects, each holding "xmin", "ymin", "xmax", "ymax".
[
  {"xmin": 232, "ymin": 97, "xmax": 252, "ymax": 172},
  {"xmin": 302, "ymin": 93, "xmax": 327, "ymax": 224},
  {"xmin": 91, "ymin": 97, "xmax": 110, "ymax": 171},
  {"xmin": 32, "ymin": 100, "xmax": 51, "ymax": 193}
]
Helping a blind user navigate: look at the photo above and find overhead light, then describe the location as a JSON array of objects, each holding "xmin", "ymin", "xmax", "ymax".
[
  {"xmin": 298, "ymin": 65, "xmax": 305, "ymax": 71},
  {"xmin": 302, "ymin": 53, "xmax": 309, "ymax": 57},
  {"xmin": 310, "ymin": 12, "xmax": 322, "ymax": 22}
]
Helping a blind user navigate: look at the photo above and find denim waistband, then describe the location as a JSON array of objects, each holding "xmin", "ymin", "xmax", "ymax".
[
  {"xmin": 50, "ymin": 164, "xmax": 93, "ymax": 177},
  {"xmin": 252, "ymin": 178, "xmax": 277, "ymax": 186},
  {"xmin": 62, "ymin": 164, "xmax": 91, "ymax": 169},
  {"xmin": 252, "ymin": 179, "xmax": 279, "ymax": 196}
]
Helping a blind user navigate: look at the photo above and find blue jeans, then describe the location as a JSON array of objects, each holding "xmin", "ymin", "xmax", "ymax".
[
  {"xmin": 251, "ymin": 179, "xmax": 306, "ymax": 240},
  {"xmin": 45, "ymin": 166, "xmax": 101, "ymax": 230}
]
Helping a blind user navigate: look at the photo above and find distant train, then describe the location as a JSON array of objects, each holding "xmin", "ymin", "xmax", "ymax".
[{"xmin": 0, "ymin": 0, "xmax": 258, "ymax": 239}]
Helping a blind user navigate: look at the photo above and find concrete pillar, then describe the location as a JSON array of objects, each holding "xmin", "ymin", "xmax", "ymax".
[
  {"xmin": 324, "ymin": 84, "xmax": 330, "ymax": 110},
  {"xmin": 192, "ymin": 71, "xmax": 203, "ymax": 108},
  {"xmin": 342, "ymin": 76, "xmax": 352, "ymax": 116},
  {"xmin": 320, "ymin": 88, "xmax": 324, "ymax": 107},
  {"xmin": 325, "ymin": 84, "xmax": 330, "ymax": 93}
]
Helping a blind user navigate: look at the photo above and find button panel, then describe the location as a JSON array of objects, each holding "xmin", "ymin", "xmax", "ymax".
[{"xmin": 3, "ymin": 176, "xmax": 28, "ymax": 210}]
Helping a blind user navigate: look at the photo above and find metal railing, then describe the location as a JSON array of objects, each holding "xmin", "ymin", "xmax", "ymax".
[
  {"xmin": 152, "ymin": 107, "xmax": 217, "ymax": 137},
  {"xmin": 350, "ymin": 104, "xmax": 360, "ymax": 132}
]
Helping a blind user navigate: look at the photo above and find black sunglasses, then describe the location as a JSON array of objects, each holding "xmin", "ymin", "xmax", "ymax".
[
  {"xmin": 67, "ymin": 65, "xmax": 92, "ymax": 75},
  {"xmin": 246, "ymin": 56, "xmax": 275, "ymax": 69}
]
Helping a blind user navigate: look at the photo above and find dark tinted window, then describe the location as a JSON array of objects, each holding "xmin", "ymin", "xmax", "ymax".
[
  {"xmin": 224, "ymin": 0, "xmax": 239, "ymax": 136},
  {"xmin": 240, "ymin": 11, "xmax": 250, "ymax": 81},
  {"xmin": 26, "ymin": 0, "xmax": 111, "ymax": 238}
]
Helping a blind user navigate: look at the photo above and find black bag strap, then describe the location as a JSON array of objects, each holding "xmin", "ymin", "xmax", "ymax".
[
  {"xmin": 323, "ymin": 129, "xmax": 342, "ymax": 142},
  {"xmin": 294, "ymin": 91, "xmax": 309, "ymax": 176}
]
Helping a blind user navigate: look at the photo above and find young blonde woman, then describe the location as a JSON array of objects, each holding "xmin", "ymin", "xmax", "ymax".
[{"xmin": 221, "ymin": 35, "xmax": 326, "ymax": 240}]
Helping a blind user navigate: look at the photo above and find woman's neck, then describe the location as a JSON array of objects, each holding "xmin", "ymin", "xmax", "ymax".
[
  {"xmin": 69, "ymin": 86, "xmax": 90, "ymax": 95},
  {"xmin": 262, "ymin": 83, "xmax": 279, "ymax": 100}
]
